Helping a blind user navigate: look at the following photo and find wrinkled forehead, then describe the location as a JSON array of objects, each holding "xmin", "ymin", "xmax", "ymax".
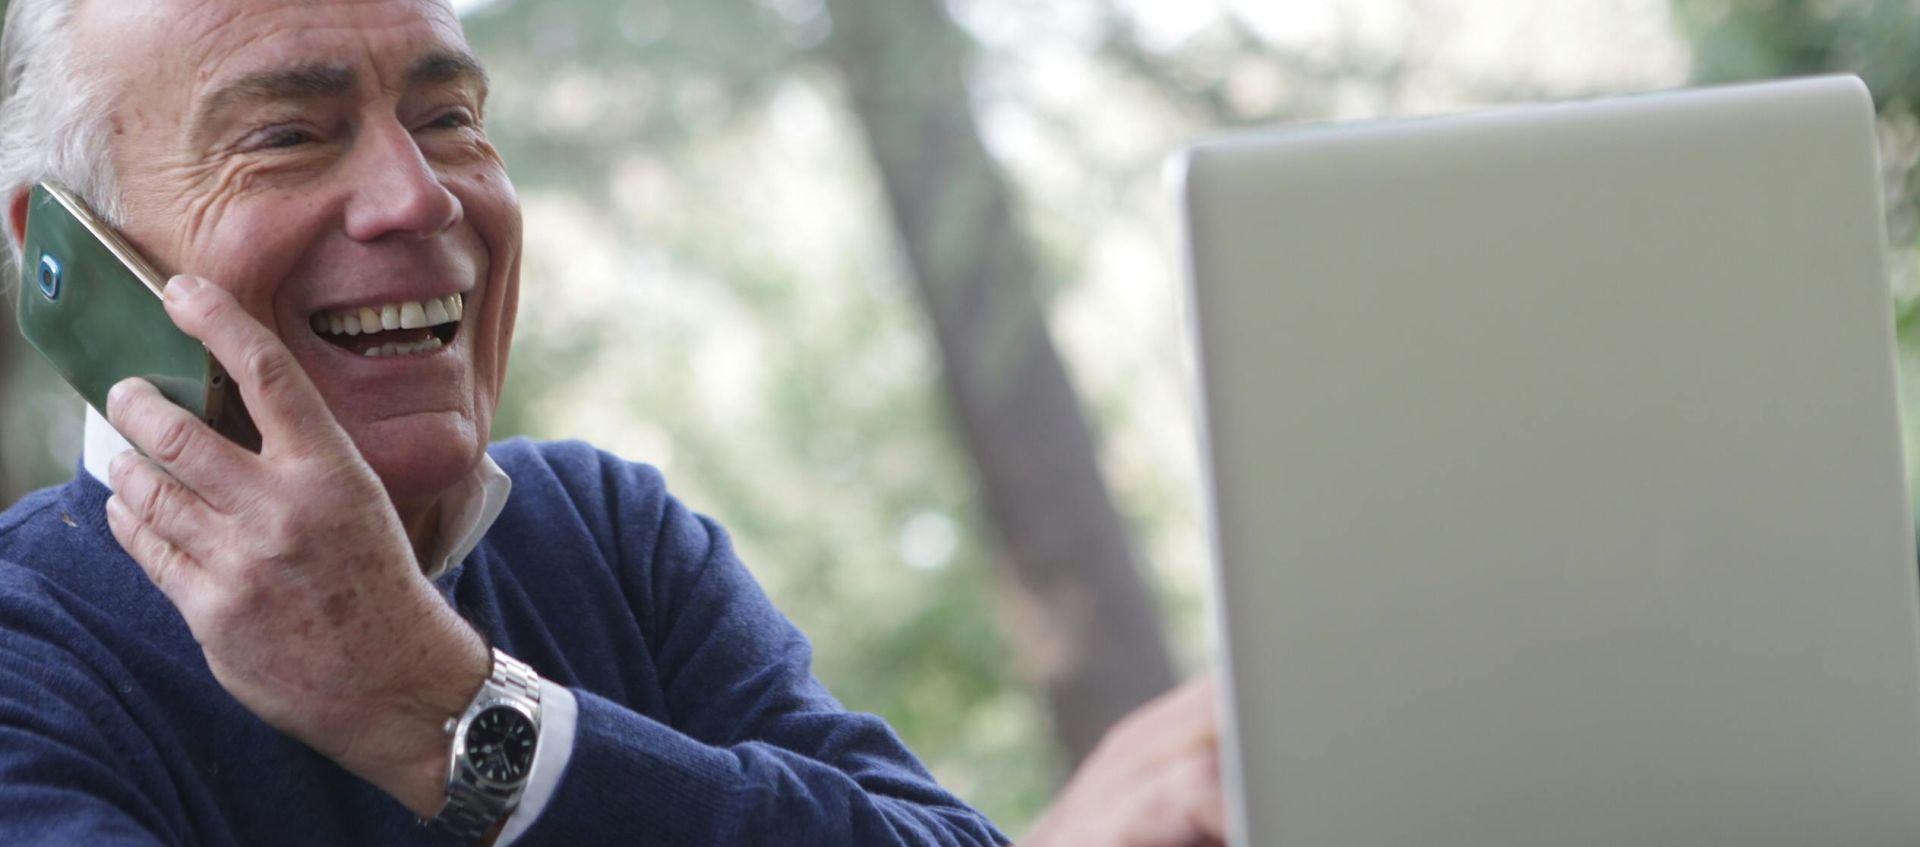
[{"xmin": 72, "ymin": 0, "xmax": 470, "ymax": 118}]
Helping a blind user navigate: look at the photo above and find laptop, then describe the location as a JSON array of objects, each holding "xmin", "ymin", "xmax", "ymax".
[{"xmin": 1181, "ymin": 75, "xmax": 1920, "ymax": 846}]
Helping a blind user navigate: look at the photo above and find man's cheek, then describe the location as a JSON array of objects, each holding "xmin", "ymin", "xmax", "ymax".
[
  {"xmin": 186, "ymin": 229, "xmax": 310, "ymax": 330},
  {"xmin": 167, "ymin": 159, "xmax": 290, "ymax": 261}
]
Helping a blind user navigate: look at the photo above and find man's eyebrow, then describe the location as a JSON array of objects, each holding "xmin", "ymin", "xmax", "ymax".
[
  {"xmin": 191, "ymin": 62, "xmax": 356, "ymax": 142},
  {"xmin": 407, "ymin": 50, "xmax": 489, "ymax": 95},
  {"xmin": 188, "ymin": 52, "xmax": 488, "ymax": 144}
]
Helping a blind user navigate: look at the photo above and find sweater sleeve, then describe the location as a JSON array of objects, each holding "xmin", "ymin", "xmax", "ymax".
[
  {"xmin": 0, "ymin": 573, "xmax": 177, "ymax": 846},
  {"xmin": 508, "ymin": 454, "xmax": 1008, "ymax": 846}
]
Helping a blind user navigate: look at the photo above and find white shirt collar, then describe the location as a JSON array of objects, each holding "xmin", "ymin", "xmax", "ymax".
[{"xmin": 82, "ymin": 405, "xmax": 511, "ymax": 580}]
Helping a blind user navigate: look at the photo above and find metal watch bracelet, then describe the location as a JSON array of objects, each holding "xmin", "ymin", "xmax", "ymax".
[{"xmin": 430, "ymin": 648, "xmax": 543, "ymax": 842}]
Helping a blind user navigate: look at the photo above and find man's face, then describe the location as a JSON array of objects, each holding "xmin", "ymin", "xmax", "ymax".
[{"xmin": 73, "ymin": 0, "xmax": 521, "ymax": 511}]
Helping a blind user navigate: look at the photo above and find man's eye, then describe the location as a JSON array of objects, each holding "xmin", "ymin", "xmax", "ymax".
[
  {"xmin": 255, "ymin": 128, "xmax": 313, "ymax": 150},
  {"xmin": 422, "ymin": 110, "xmax": 476, "ymax": 131}
]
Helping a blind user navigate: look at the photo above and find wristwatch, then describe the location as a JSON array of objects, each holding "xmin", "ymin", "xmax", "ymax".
[{"xmin": 430, "ymin": 648, "xmax": 544, "ymax": 842}]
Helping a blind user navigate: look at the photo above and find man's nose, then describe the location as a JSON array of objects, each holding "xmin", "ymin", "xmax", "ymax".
[{"xmin": 342, "ymin": 120, "xmax": 463, "ymax": 242}]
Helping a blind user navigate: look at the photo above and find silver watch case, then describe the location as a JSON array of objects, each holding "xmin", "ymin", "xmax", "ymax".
[
  {"xmin": 431, "ymin": 648, "xmax": 543, "ymax": 841},
  {"xmin": 448, "ymin": 699, "xmax": 540, "ymax": 789}
]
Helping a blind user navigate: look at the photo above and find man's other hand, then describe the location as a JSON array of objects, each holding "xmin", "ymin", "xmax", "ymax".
[
  {"xmin": 1022, "ymin": 674, "xmax": 1228, "ymax": 847},
  {"xmin": 103, "ymin": 275, "xmax": 489, "ymax": 817}
]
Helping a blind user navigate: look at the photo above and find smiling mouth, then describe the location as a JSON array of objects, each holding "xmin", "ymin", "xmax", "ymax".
[{"xmin": 309, "ymin": 294, "xmax": 464, "ymax": 358}]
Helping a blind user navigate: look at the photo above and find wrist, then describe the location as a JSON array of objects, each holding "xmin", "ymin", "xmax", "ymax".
[{"xmin": 350, "ymin": 607, "xmax": 491, "ymax": 818}]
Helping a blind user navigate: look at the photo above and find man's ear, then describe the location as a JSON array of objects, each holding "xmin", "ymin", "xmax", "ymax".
[{"xmin": 6, "ymin": 185, "xmax": 28, "ymax": 253}]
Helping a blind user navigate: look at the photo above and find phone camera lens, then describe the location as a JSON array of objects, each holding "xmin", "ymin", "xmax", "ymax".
[{"xmin": 36, "ymin": 254, "xmax": 60, "ymax": 301}]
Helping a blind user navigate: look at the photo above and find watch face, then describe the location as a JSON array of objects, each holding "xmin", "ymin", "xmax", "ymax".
[{"xmin": 464, "ymin": 705, "xmax": 537, "ymax": 784}]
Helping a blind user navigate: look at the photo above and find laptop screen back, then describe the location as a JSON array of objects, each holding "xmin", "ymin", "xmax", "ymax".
[{"xmin": 1184, "ymin": 76, "xmax": 1920, "ymax": 847}]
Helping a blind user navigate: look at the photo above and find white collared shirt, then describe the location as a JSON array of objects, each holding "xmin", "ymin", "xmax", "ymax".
[{"xmin": 82, "ymin": 407, "xmax": 576, "ymax": 843}]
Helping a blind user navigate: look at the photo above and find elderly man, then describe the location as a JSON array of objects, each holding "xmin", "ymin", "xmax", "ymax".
[{"xmin": 0, "ymin": 0, "xmax": 1224, "ymax": 844}]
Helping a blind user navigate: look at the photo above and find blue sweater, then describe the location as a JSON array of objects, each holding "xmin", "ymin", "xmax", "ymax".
[{"xmin": 0, "ymin": 439, "xmax": 1008, "ymax": 845}]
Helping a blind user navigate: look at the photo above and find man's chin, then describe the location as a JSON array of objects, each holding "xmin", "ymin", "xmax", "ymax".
[{"xmin": 347, "ymin": 413, "xmax": 487, "ymax": 512}]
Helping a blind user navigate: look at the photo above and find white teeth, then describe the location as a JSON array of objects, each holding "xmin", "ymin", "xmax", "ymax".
[
  {"xmin": 361, "ymin": 336, "xmax": 444, "ymax": 358},
  {"xmin": 313, "ymin": 295, "xmax": 467, "ymax": 339}
]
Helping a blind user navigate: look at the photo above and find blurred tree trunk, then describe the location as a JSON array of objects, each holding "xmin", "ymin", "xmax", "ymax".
[{"xmin": 823, "ymin": 0, "xmax": 1177, "ymax": 767}]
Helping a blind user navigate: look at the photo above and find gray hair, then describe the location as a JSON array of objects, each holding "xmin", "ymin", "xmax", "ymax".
[{"xmin": 0, "ymin": 0, "xmax": 122, "ymax": 267}]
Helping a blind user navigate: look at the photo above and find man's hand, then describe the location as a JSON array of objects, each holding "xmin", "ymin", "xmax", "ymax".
[
  {"xmin": 1022, "ymin": 674, "xmax": 1228, "ymax": 847},
  {"xmin": 103, "ymin": 275, "xmax": 488, "ymax": 817}
]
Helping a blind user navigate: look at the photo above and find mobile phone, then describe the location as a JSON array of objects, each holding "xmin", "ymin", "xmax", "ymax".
[{"xmin": 15, "ymin": 182, "xmax": 231, "ymax": 428}]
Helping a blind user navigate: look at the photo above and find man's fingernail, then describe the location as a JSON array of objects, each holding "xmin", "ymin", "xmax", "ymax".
[{"xmin": 165, "ymin": 275, "xmax": 204, "ymax": 300}]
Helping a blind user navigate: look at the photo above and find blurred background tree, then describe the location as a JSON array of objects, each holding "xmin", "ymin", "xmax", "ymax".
[{"xmin": 11, "ymin": 0, "xmax": 1920, "ymax": 835}]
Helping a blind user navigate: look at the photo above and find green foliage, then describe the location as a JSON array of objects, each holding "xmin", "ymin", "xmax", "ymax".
[
  {"xmin": 461, "ymin": 0, "xmax": 808, "ymax": 191},
  {"xmin": 1675, "ymin": 0, "xmax": 1920, "ymax": 111}
]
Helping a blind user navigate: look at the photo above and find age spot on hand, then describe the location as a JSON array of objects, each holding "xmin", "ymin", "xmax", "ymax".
[{"xmin": 322, "ymin": 588, "xmax": 357, "ymax": 627}]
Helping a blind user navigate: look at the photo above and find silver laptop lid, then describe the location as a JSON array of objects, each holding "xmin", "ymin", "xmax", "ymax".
[{"xmin": 1183, "ymin": 76, "xmax": 1920, "ymax": 847}]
